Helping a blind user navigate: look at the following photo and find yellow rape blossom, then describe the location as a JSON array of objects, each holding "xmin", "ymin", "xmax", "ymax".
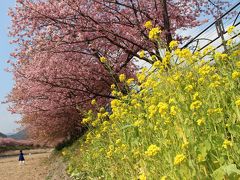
[
  {"xmin": 227, "ymin": 25, "xmax": 235, "ymax": 34},
  {"xmin": 91, "ymin": 99, "xmax": 96, "ymax": 105},
  {"xmin": 190, "ymin": 100, "xmax": 202, "ymax": 111},
  {"xmin": 133, "ymin": 119, "xmax": 144, "ymax": 127},
  {"xmin": 169, "ymin": 40, "xmax": 179, "ymax": 49},
  {"xmin": 82, "ymin": 117, "xmax": 91, "ymax": 124},
  {"xmin": 126, "ymin": 78, "xmax": 134, "ymax": 85},
  {"xmin": 184, "ymin": 85, "xmax": 193, "ymax": 92},
  {"xmin": 209, "ymin": 81, "xmax": 221, "ymax": 88},
  {"xmin": 235, "ymin": 99, "xmax": 240, "ymax": 106},
  {"xmin": 193, "ymin": 92, "xmax": 199, "ymax": 100},
  {"xmin": 197, "ymin": 154, "xmax": 205, "ymax": 162},
  {"xmin": 111, "ymin": 84, "xmax": 116, "ymax": 89},
  {"xmin": 174, "ymin": 154, "xmax": 186, "ymax": 165},
  {"xmin": 197, "ymin": 118, "xmax": 205, "ymax": 126},
  {"xmin": 145, "ymin": 144, "xmax": 160, "ymax": 157},
  {"xmin": 170, "ymin": 106, "xmax": 178, "ymax": 116},
  {"xmin": 153, "ymin": 60, "xmax": 162, "ymax": 69},
  {"xmin": 144, "ymin": 20, "xmax": 152, "ymax": 29},
  {"xmin": 139, "ymin": 173, "xmax": 147, "ymax": 180},
  {"xmin": 236, "ymin": 61, "xmax": 240, "ymax": 68},
  {"xmin": 198, "ymin": 77, "xmax": 205, "ymax": 84},
  {"xmin": 62, "ymin": 151, "xmax": 66, "ymax": 156},
  {"xmin": 214, "ymin": 52, "xmax": 228, "ymax": 61},
  {"xmin": 175, "ymin": 48, "xmax": 192, "ymax": 59},
  {"xmin": 119, "ymin": 74, "xmax": 126, "ymax": 82},
  {"xmin": 161, "ymin": 176, "xmax": 167, "ymax": 180},
  {"xmin": 100, "ymin": 56, "xmax": 107, "ymax": 63},
  {"xmin": 207, "ymin": 108, "xmax": 223, "ymax": 115},
  {"xmin": 203, "ymin": 46, "xmax": 214, "ymax": 55},
  {"xmin": 226, "ymin": 39, "xmax": 233, "ymax": 47},
  {"xmin": 149, "ymin": 27, "xmax": 161, "ymax": 40},
  {"xmin": 158, "ymin": 102, "xmax": 168, "ymax": 115},
  {"xmin": 139, "ymin": 50, "xmax": 145, "ymax": 58},
  {"xmin": 181, "ymin": 141, "xmax": 189, "ymax": 149},
  {"xmin": 232, "ymin": 71, "xmax": 240, "ymax": 80},
  {"xmin": 222, "ymin": 139, "xmax": 233, "ymax": 149},
  {"xmin": 198, "ymin": 65, "xmax": 214, "ymax": 76}
]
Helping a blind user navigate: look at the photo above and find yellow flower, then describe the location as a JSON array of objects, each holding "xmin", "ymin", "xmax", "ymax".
[
  {"xmin": 197, "ymin": 154, "xmax": 205, "ymax": 162},
  {"xmin": 126, "ymin": 78, "xmax": 134, "ymax": 85},
  {"xmin": 145, "ymin": 144, "xmax": 160, "ymax": 157},
  {"xmin": 111, "ymin": 84, "xmax": 116, "ymax": 89},
  {"xmin": 144, "ymin": 20, "xmax": 152, "ymax": 29},
  {"xmin": 149, "ymin": 27, "xmax": 161, "ymax": 40},
  {"xmin": 115, "ymin": 139, "xmax": 121, "ymax": 145},
  {"xmin": 153, "ymin": 60, "xmax": 162, "ymax": 68},
  {"xmin": 207, "ymin": 108, "xmax": 223, "ymax": 115},
  {"xmin": 100, "ymin": 56, "xmax": 107, "ymax": 63},
  {"xmin": 133, "ymin": 119, "xmax": 144, "ymax": 127},
  {"xmin": 169, "ymin": 98, "xmax": 175, "ymax": 104},
  {"xmin": 209, "ymin": 81, "xmax": 221, "ymax": 88},
  {"xmin": 139, "ymin": 50, "xmax": 145, "ymax": 58},
  {"xmin": 176, "ymin": 48, "xmax": 192, "ymax": 59},
  {"xmin": 119, "ymin": 74, "xmax": 126, "ymax": 82},
  {"xmin": 174, "ymin": 154, "xmax": 186, "ymax": 165},
  {"xmin": 190, "ymin": 100, "xmax": 202, "ymax": 111},
  {"xmin": 235, "ymin": 99, "xmax": 240, "ymax": 106},
  {"xmin": 106, "ymin": 150, "xmax": 112, "ymax": 158},
  {"xmin": 148, "ymin": 105, "xmax": 158, "ymax": 118},
  {"xmin": 186, "ymin": 72, "xmax": 193, "ymax": 79},
  {"xmin": 197, "ymin": 118, "xmax": 205, "ymax": 126},
  {"xmin": 82, "ymin": 117, "xmax": 90, "ymax": 124},
  {"xmin": 198, "ymin": 65, "xmax": 213, "ymax": 76},
  {"xmin": 95, "ymin": 133, "xmax": 101, "ymax": 139},
  {"xmin": 214, "ymin": 52, "xmax": 228, "ymax": 61},
  {"xmin": 227, "ymin": 25, "xmax": 235, "ymax": 34},
  {"xmin": 91, "ymin": 99, "xmax": 96, "ymax": 105},
  {"xmin": 184, "ymin": 85, "xmax": 193, "ymax": 92},
  {"xmin": 158, "ymin": 102, "xmax": 168, "ymax": 115},
  {"xmin": 62, "ymin": 151, "xmax": 66, "ymax": 156},
  {"xmin": 236, "ymin": 61, "xmax": 240, "ymax": 68},
  {"xmin": 137, "ymin": 73, "xmax": 145, "ymax": 83},
  {"xmin": 232, "ymin": 71, "xmax": 240, "ymax": 80},
  {"xmin": 139, "ymin": 173, "xmax": 147, "ymax": 180},
  {"xmin": 193, "ymin": 92, "xmax": 199, "ymax": 100},
  {"xmin": 181, "ymin": 141, "xmax": 189, "ymax": 149},
  {"xmin": 161, "ymin": 176, "xmax": 167, "ymax": 180},
  {"xmin": 226, "ymin": 39, "xmax": 233, "ymax": 46},
  {"xmin": 198, "ymin": 77, "xmax": 205, "ymax": 84},
  {"xmin": 222, "ymin": 139, "xmax": 233, "ymax": 149},
  {"xmin": 203, "ymin": 46, "xmax": 214, "ymax": 55},
  {"xmin": 169, "ymin": 40, "xmax": 179, "ymax": 49},
  {"xmin": 170, "ymin": 106, "xmax": 178, "ymax": 116}
]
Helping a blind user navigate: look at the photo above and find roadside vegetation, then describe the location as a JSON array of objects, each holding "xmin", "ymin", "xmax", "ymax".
[{"xmin": 62, "ymin": 26, "xmax": 240, "ymax": 179}]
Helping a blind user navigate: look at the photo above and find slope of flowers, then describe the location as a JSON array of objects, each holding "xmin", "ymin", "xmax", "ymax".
[{"xmin": 63, "ymin": 29, "xmax": 240, "ymax": 179}]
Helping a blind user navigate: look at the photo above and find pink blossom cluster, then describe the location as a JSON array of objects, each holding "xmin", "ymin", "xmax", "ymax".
[{"xmin": 0, "ymin": 138, "xmax": 33, "ymax": 147}]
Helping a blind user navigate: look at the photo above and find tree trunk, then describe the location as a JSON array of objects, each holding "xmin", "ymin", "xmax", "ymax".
[{"xmin": 161, "ymin": 0, "xmax": 172, "ymax": 49}]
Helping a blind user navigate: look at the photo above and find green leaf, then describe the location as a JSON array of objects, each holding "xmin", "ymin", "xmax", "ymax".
[{"xmin": 212, "ymin": 164, "xmax": 240, "ymax": 179}]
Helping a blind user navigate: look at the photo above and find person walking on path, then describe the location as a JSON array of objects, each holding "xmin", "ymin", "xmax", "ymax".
[{"xmin": 18, "ymin": 150, "xmax": 25, "ymax": 165}]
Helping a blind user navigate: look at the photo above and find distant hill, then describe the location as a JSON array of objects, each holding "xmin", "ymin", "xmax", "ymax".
[
  {"xmin": 8, "ymin": 129, "xmax": 28, "ymax": 140},
  {"xmin": 0, "ymin": 132, "xmax": 7, "ymax": 138}
]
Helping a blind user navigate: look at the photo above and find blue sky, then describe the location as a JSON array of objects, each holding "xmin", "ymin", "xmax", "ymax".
[{"xmin": 0, "ymin": 0, "xmax": 20, "ymax": 134}]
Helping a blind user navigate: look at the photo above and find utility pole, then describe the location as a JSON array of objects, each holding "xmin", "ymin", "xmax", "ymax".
[{"xmin": 161, "ymin": 0, "xmax": 172, "ymax": 50}]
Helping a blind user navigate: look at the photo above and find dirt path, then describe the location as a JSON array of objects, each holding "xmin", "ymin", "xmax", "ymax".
[{"xmin": 0, "ymin": 150, "xmax": 52, "ymax": 180}]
